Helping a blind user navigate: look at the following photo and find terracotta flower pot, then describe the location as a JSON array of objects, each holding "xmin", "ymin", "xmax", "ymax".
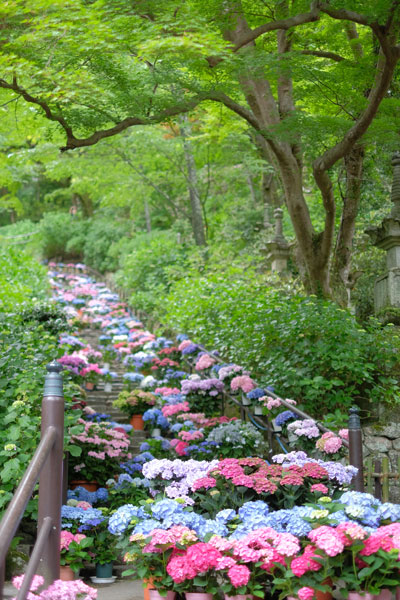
[
  {"xmin": 185, "ymin": 594, "xmax": 213, "ymax": 600},
  {"xmin": 59, "ymin": 565, "xmax": 77, "ymax": 581},
  {"xmin": 149, "ymin": 590, "xmax": 176, "ymax": 600},
  {"xmin": 225, "ymin": 595, "xmax": 254, "ymax": 600},
  {"xmin": 130, "ymin": 414, "xmax": 145, "ymax": 430},
  {"xmin": 85, "ymin": 381, "xmax": 95, "ymax": 391},
  {"xmin": 144, "ymin": 578, "xmax": 155, "ymax": 600},
  {"xmin": 70, "ymin": 480, "xmax": 99, "ymax": 492}
]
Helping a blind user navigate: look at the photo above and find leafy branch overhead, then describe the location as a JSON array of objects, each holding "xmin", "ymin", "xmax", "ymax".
[{"xmin": 0, "ymin": 0, "xmax": 399, "ymax": 296}]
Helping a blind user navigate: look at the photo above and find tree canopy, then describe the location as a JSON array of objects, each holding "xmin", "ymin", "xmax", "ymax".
[{"xmin": 0, "ymin": 0, "xmax": 400, "ymax": 297}]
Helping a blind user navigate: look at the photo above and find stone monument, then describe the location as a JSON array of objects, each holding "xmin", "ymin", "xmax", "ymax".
[{"xmin": 262, "ymin": 207, "xmax": 290, "ymax": 273}]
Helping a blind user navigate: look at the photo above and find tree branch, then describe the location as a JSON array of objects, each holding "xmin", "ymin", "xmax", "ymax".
[
  {"xmin": 300, "ymin": 49, "xmax": 345, "ymax": 62},
  {"xmin": 0, "ymin": 76, "xmax": 74, "ymax": 140},
  {"xmin": 0, "ymin": 76, "xmax": 210, "ymax": 151},
  {"xmin": 233, "ymin": 6, "xmax": 320, "ymax": 50}
]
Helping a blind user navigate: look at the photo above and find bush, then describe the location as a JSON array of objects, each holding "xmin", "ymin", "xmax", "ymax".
[
  {"xmin": 112, "ymin": 230, "xmax": 193, "ymax": 315},
  {"xmin": 163, "ymin": 268, "xmax": 400, "ymax": 415},
  {"xmin": 0, "ymin": 246, "xmax": 48, "ymax": 311},
  {"xmin": 38, "ymin": 212, "xmax": 84, "ymax": 259},
  {"xmin": 82, "ymin": 218, "xmax": 130, "ymax": 272}
]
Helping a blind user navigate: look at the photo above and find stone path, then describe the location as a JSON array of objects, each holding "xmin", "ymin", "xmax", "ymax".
[{"xmin": 79, "ymin": 328, "xmax": 147, "ymax": 454}]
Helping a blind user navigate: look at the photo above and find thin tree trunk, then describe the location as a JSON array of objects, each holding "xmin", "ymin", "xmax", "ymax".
[
  {"xmin": 180, "ymin": 116, "xmax": 207, "ymax": 246},
  {"xmin": 144, "ymin": 200, "xmax": 152, "ymax": 233},
  {"xmin": 246, "ymin": 173, "xmax": 258, "ymax": 206},
  {"xmin": 334, "ymin": 144, "xmax": 364, "ymax": 304}
]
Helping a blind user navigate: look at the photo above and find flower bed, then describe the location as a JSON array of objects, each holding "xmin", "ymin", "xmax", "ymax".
[{"xmin": 43, "ymin": 263, "xmax": 400, "ymax": 598}]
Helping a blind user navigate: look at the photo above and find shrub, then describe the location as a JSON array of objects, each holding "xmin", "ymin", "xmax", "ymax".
[
  {"xmin": 163, "ymin": 268, "xmax": 400, "ymax": 415},
  {"xmin": 82, "ymin": 219, "xmax": 130, "ymax": 272},
  {"xmin": 112, "ymin": 230, "xmax": 192, "ymax": 315},
  {"xmin": 0, "ymin": 246, "xmax": 48, "ymax": 311}
]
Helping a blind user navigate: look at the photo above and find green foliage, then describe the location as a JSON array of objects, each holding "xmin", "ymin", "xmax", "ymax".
[
  {"xmin": 82, "ymin": 218, "xmax": 130, "ymax": 272},
  {"xmin": 163, "ymin": 268, "xmax": 400, "ymax": 414},
  {"xmin": 112, "ymin": 231, "xmax": 193, "ymax": 314},
  {"xmin": 38, "ymin": 212, "xmax": 83, "ymax": 259},
  {"xmin": 19, "ymin": 301, "xmax": 69, "ymax": 335},
  {"xmin": 0, "ymin": 246, "xmax": 82, "ymax": 518},
  {"xmin": 38, "ymin": 212, "xmax": 130, "ymax": 272},
  {"xmin": 0, "ymin": 246, "xmax": 48, "ymax": 311}
]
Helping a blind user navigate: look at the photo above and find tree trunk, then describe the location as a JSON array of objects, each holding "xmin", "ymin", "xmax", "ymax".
[
  {"xmin": 180, "ymin": 116, "xmax": 207, "ymax": 246},
  {"xmin": 333, "ymin": 145, "xmax": 364, "ymax": 305},
  {"xmin": 77, "ymin": 193, "xmax": 94, "ymax": 217},
  {"xmin": 144, "ymin": 200, "xmax": 152, "ymax": 233}
]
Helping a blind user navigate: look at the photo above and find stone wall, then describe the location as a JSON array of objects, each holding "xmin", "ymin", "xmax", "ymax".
[{"xmin": 362, "ymin": 422, "xmax": 400, "ymax": 502}]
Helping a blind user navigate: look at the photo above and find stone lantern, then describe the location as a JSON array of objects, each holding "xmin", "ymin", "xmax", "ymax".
[
  {"xmin": 262, "ymin": 207, "xmax": 290, "ymax": 272},
  {"xmin": 366, "ymin": 152, "xmax": 400, "ymax": 313}
]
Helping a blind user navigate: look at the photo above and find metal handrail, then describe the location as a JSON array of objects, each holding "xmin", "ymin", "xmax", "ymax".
[
  {"xmin": 16, "ymin": 517, "xmax": 53, "ymax": 600},
  {"xmin": 195, "ymin": 343, "xmax": 349, "ymax": 448},
  {"xmin": 0, "ymin": 361, "xmax": 64, "ymax": 600},
  {"xmin": 0, "ymin": 427, "xmax": 56, "ymax": 564}
]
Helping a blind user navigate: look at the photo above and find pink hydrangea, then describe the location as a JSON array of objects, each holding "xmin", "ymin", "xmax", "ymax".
[
  {"xmin": 195, "ymin": 354, "xmax": 216, "ymax": 370},
  {"xmin": 155, "ymin": 387, "xmax": 180, "ymax": 396},
  {"xmin": 231, "ymin": 376, "xmax": 255, "ymax": 393},
  {"xmin": 339, "ymin": 428, "xmax": 349, "ymax": 440},
  {"xmin": 308, "ymin": 526, "xmax": 345, "ymax": 557},
  {"xmin": 227, "ymin": 564, "xmax": 251, "ymax": 587},
  {"xmin": 162, "ymin": 402, "xmax": 190, "ymax": 417},
  {"xmin": 192, "ymin": 476, "xmax": 217, "ymax": 491},
  {"xmin": 310, "ymin": 484, "xmax": 328, "ymax": 494},
  {"xmin": 178, "ymin": 430, "xmax": 204, "ymax": 442},
  {"xmin": 298, "ymin": 586, "xmax": 315, "ymax": 600},
  {"xmin": 76, "ymin": 501, "xmax": 92, "ymax": 510},
  {"xmin": 178, "ymin": 340, "xmax": 194, "ymax": 351}
]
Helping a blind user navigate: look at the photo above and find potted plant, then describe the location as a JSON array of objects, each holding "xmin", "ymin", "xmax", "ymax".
[
  {"xmin": 123, "ymin": 528, "xmax": 178, "ymax": 600},
  {"xmin": 181, "ymin": 379, "xmax": 225, "ymax": 417},
  {"xmin": 80, "ymin": 363, "xmax": 102, "ymax": 391},
  {"xmin": 112, "ymin": 389, "xmax": 157, "ymax": 430},
  {"xmin": 79, "ymin": 507, "xmax": 118, "ymax": 582},
  {"xmin": 60, "ymin": 530, "xmax": 93, "ymax": 580},
  {"xmin": 68, "ymin": 419, "xmax": 132, "ymax": 487},
  {"xmin": 142, "ymin": 408, "xmax": 170, "ymax": 437},
  {"xmin": 101, "ymin": 368, "xmax": 118, "ymax": 393}
]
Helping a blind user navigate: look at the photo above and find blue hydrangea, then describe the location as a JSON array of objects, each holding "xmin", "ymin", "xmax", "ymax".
[
  {"xmin": 133, "ymin": 518, "xmax": 163, "ymax": 535},
  {"xmin": 246, "ymin": 388, "xmax": 265, "ymax": 400},
  {"xmin": 61, "ymin": 505, "xmax": 103, "ymax": 528},
  {"xmin": 378, "ymin": 502, "xmax": 400, "ymax": 522},
  {"xmin": 275, "ymin": 411, "xmax": 297, "ymax": 427},
  {"xmin": 170, "ymin": 423, "xmax": 183, "ymax": 433},
  {"xmin": 285, "ymin": 516, "xmax": 312, "ymax": 536},
  {"xmin": 133, "ymin": 452, "xmax": 155, "ymax": 464},
  {"xmin": 139, "ymin": 442, "xmax": 151, "ymax": 452},
  {"xmin": 216, "ymin": 509, "xmax": 237, "ymax": 523},
  {"xmin": 108, "ymin": 504, "xmax": 142, "ymax": 535},
  {"xmin": 151, "ymin": 499, "xmax": 184, "ymax": 520},
  {"xmin": 238, "ymin": 501, "xmax": 269, "ymax": 521}
]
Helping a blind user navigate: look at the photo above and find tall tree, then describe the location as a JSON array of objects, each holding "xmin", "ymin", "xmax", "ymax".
[{"xmin": 0, "ymin": 0, "xmax": 399, "ymax": 294}]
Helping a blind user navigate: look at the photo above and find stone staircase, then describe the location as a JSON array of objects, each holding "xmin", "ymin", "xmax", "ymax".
[{"xmin": 79, "ymin": 329, "xmax": 148, "ymax": 455}]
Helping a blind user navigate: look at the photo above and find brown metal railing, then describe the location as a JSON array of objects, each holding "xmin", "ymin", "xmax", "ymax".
[
  {"xmin": 189, "ymin": 345, "xmax": 366, "ymax": 491},
  {"xmin": 0, "ymin": 362, "xmax": 64, "ymax": 600}
]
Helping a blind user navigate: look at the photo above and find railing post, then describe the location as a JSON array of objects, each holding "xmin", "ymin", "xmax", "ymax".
[
  {"xmin": 348, "ymin": 405, "xmax": 364, "ymax": 492},
  {"xmin": 37, "ymin": 361, "xmax": 64, "ymax": 586}
]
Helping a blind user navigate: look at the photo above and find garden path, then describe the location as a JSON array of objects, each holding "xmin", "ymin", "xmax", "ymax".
[{"xmin": 78, "ymin": 327, "xmax": 146, "ymax": 455}]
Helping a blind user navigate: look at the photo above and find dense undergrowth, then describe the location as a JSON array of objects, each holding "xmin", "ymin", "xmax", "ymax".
[{"xmin": 0, "ymin": 244, "xmax": 82, "ymax": 517}]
